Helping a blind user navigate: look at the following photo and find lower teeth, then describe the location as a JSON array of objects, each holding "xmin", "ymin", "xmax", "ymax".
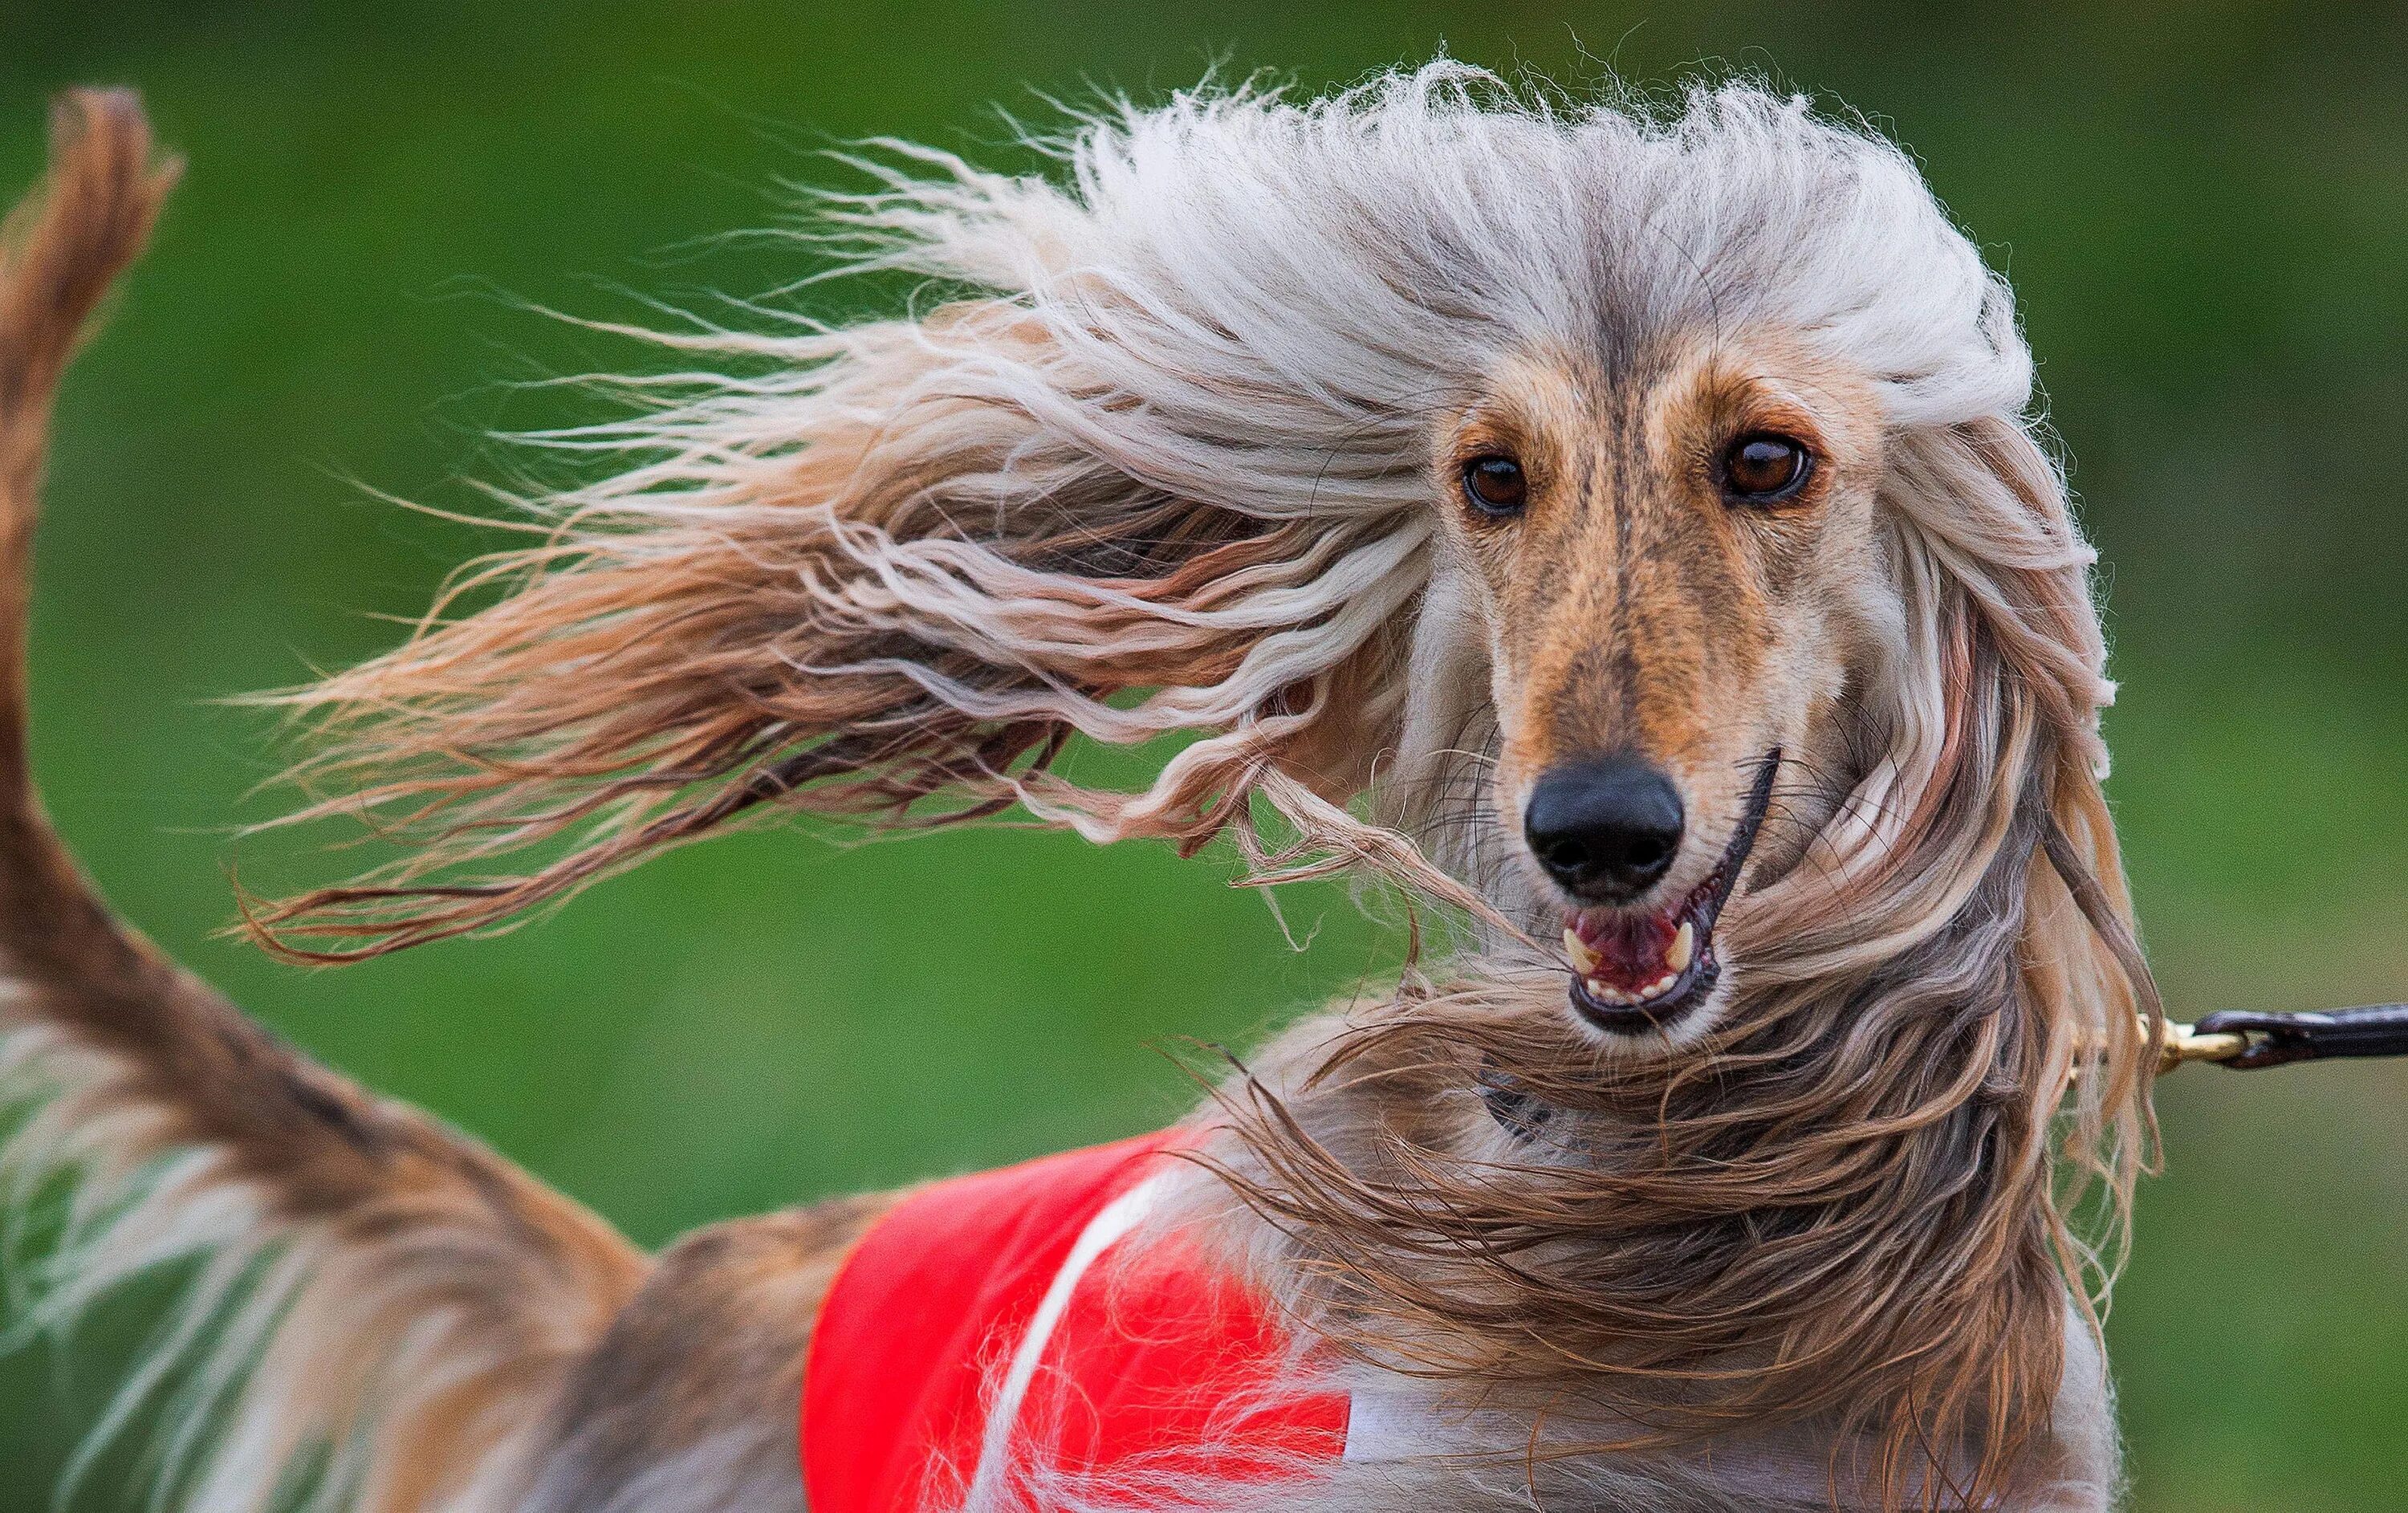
[
  {"xmin": 1585, "ymin": 967, "xmax": 1682, "ymax": 1005},
  {"xmin": 1568, "ymin": 916, "xmax": 1703, "ymax": 1007}
]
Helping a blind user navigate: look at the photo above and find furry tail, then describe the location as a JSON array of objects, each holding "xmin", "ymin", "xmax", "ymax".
[{"xmin": 0, "ymin": 92, "xmax": 648, "ymax": 1513}]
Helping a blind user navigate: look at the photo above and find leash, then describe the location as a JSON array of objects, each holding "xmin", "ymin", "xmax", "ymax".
[
  {"xmin": 2150, "ymin": 1003, "xmax": 2408, "ymax": 1072},
  {"xmin": 1480, "ymin": 1004, "xmax": 2408, "ymax": 1139}
]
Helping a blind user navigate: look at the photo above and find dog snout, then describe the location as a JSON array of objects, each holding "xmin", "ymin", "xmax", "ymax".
[{"xmin": 1522, "ymin": 754, "xmax": 1686, "ymax": 905}]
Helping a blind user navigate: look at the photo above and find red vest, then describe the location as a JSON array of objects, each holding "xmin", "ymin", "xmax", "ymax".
[{"xmin": 800, "ymin": 1133, "xmax": 1350, "ymax": 1513}]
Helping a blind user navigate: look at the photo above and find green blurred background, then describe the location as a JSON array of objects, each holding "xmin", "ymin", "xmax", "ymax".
[{"xmin": 3, "ymin": 2, "xmax": 2406, "ymax": 1507}]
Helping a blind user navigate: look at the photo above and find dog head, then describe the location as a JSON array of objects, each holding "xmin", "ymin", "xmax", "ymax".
[
  {"xmin": 263, "ymin": 68, "xmax": 2132, "ymax": 1064},
  {"xmin": 251, "ymin": 68, "xmax": 2160, "ymax": 1507}
]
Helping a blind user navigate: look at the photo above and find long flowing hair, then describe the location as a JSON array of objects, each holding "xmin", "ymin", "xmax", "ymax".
[
  {"xmin": 246, "ymin": 65, "xmax": 2154, "ymax": 1507},
  {"xmin": 1197, "ymin": 470, "xmax": 2154, "ymax": 1503}
]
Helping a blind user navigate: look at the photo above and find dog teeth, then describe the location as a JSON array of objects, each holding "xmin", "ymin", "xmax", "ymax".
[
  {"xmin": 1583, "ymin": 969, "xmax": 1683, "ymax": 1005},
  {"xmin": 1576, "ymin": 919, "xmax": 1697, "ymax": 1007}
]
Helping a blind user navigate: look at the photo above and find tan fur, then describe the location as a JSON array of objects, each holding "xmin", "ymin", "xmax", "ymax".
[
  {"xmin": 238, "ymin": 325, "xmax": 1389, "ymax": 957},
  {"xmin": 1181, "ymin": 328, "xmax": 2148, "ymax": 1507},
  {"xmin": 1445, "ymin": 333, "xmax": 1886, "ymax": 887},
  {"xmin": 526, "ymin": 1194, "xmax": 894, "ymax": 1513},
  {"xmin": 0, "ymin": 79, "xmax": 2155, "ymax": 1513},
  {"xmin": 0, "ymin": 93, "xmax": 654, "ymax": 1513}
]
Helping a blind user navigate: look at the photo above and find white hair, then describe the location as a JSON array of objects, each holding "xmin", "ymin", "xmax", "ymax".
[
  {"xmin": 2, "ymin": 67, "xmax": 2153, "ymax": 1513},
  {"xmin": 253, "ymin": 61, "xmax": 2088, "ymax": 964}
]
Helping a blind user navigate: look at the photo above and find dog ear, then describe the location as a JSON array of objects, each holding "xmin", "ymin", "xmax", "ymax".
[
  {"xmin": 1897, "ymin": 412, "xmax": 2157, "ymax": 1244},
  {"xmin": 1747, "ymin": 414, "xmax": 2152, "ymax": 1499},
  {"xmin": 248, "ymin": 295, "xmax": 1435, "ymax": 958},
  {"xmin": 1946, "ymin": 417, "xmax": 2139, "ymax": 938},
  {"xmin": 1959, "ymin": 409, "xmax": 2160, "ymax": 1134}
]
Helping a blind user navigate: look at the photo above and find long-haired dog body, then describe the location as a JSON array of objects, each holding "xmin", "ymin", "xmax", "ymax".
[{"xmin": 0, "ymin": 71, "xmax": 2153, "ymax": 1513}]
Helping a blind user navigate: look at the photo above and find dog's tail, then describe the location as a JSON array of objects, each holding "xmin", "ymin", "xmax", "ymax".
[{"xmin": 0, "ymin": 92, "xmax": 648, "ymax": 1513}]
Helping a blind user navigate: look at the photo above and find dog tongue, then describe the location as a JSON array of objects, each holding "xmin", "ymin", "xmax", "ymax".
[{"xmin": 1568, "ymin": 906, "xmax": 1681, "ymax": 992}]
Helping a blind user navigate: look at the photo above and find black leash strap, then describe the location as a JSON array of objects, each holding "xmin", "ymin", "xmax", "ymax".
[
  {"xmin": 1478, "ymin": 1004, "xmax": 2408, "ymax": 1142},
  {"xmin": 2191, "ymin": 1004, "xmax": 2408, "ymax": 1070}
]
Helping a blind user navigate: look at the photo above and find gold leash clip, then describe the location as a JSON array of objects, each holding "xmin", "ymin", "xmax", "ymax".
[
  {"xmin": 2141, "ymin": 1004, "xmax": 2408, "ymax": 1072},
  {"xmin": 2144, "ymin": 1018, "xmax": 2250, "ymax": 1073}
]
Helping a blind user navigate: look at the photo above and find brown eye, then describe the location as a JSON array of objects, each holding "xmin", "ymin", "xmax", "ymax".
[
  {"xmin": 1720, "ymin": 433, "xmax": 1812, "ymax": 503},
  {"xmin": 1461, "ymin": 454, "xmax": 1527, "ymax": 517}
]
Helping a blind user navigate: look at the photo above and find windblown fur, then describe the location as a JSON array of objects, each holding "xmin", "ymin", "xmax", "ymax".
[
  {"xmin": 1, "ymin": 66, "xmax": 2154, "ymax": 1513},
  {"xmin": 250, "ymin": 70, "xmax": 2153, "ymax": 1499}
]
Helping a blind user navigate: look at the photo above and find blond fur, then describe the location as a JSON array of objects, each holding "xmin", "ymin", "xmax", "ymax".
[
  {"xmin": 0, "ymin": 92, "xmax": 649, "ymax": 1513},
  {"xmin": 1, "ymin": 67, "xmax": 2152, "ymax": 1513}
]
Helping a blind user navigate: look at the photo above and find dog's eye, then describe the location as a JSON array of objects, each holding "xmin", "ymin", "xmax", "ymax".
[
  {"xmin": 1720, "ymin": 433, "xmax": 1813, "ymax": 503},
  {"xmin": 1461, "ymin": 455, "xmax": 1527, "ymax": 517}
]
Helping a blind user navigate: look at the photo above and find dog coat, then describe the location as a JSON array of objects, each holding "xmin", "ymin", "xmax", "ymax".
[
  {"xmin": 800, "ymin": 1132, "xmax": 1351, "ymax": 1513},
  {"xmin": 798, "ymin": 1130, "xmax": 1993, "ymax": 1512}
]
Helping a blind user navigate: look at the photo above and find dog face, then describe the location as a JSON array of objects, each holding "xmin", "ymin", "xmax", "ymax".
[
  {"xmin": 1429, "ymin": 333, "xmax": 1889, "ymax": 1041},
  {"xmin": 261, "ymin": 82, "xmax": 2129, "ymax": 1154}
]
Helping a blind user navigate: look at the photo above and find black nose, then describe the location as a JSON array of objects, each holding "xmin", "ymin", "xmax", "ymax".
[{"xmin": 1523, "ymin": 755, "xmax": 1686, "ymax": 904}]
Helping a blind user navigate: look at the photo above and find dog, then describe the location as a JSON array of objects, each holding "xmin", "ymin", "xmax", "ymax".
[{"xmin": 0, "ymin": 67, "xmax": 2157, "ymax": 1513}]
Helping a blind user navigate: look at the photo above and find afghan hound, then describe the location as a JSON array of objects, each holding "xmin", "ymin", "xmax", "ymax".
[{"xmin": 0, "ymin": 68, "xmax": 2154, "ymax": 1513}]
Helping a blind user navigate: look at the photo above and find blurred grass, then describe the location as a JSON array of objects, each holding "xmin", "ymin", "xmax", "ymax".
[{"xmin": 4, "ymin": 2, "xmax": 2408, "ymax": 1508}]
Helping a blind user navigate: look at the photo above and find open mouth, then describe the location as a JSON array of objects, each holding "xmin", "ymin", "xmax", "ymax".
[{"xmin": 1561, "ymin": 753, "xmax": 1780, "ymax": 1035}]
